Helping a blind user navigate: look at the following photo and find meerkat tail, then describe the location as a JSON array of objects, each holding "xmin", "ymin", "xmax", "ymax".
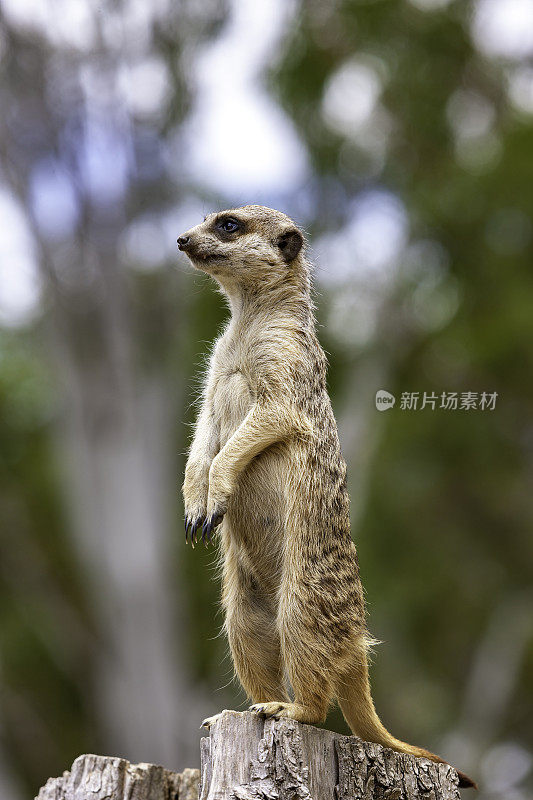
[{"xmin": 337, "ymin": 654, "xmax": 477, "ymax": 789}]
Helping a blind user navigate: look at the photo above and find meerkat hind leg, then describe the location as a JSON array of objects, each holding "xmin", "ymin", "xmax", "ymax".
[
  {"xmin": 220, "ymin": 528, "xmax": 289, "ymax": 704},
  {"xmin": 203, "ymin": 592, "xmax": 287, "ymax": 729},
  {"xmin": 225, "ymin": 590, "xmax": 288, "ymax": 704}
]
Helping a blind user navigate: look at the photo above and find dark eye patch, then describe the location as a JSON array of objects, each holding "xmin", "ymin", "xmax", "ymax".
[{"xmin": 215, "ymin": 216, "xmax": 243, "ymax": 236}]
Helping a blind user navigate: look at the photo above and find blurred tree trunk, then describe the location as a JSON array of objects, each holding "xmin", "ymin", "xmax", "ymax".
[
  {"xmin": 0, "ymin": 5, "xmax": 221, "ymax": 777},
  {"xmin": 48, "ymin": 246, "xmax": 192, "ymax": 767}
]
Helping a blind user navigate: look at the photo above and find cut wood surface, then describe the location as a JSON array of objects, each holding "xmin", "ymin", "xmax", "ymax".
[{"xmin": 36, "ymin": 710, "xmax": 463, "ymax": 800}]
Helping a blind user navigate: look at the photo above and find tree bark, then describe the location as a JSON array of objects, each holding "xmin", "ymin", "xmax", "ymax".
[
  {"xmin": 36, "ymin": 711, "xmax": 463, "ymax": 800},
  {"xmin": 199, "ymin": 711, "xmax": 461, "ymax": 799}
]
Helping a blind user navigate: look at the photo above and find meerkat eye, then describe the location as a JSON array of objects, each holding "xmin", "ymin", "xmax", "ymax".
[{"xmin": 217, "ymin": 217, "xmax": 240, "ymax": 234}]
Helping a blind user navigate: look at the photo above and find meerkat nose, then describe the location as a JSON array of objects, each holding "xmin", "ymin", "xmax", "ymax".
[{"xmin": 177, "ymin": 235, "xmax": 191, "ymax": 250}]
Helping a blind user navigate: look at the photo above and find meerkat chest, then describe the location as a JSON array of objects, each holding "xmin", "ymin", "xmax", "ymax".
[{"xmin": 211, "ymin": 342, "xmax": 255, "ymax": 445}]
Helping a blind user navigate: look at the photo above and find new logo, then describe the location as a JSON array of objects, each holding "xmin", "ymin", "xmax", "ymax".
[{"xmin": 375, "ymin": 390, "xmax": 396, "ymax": 411}]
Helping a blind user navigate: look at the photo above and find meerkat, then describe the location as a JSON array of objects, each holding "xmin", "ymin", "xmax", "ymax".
[{"xmin": 178, "ymin": 205, "xmax": 474, "ymax": 789}]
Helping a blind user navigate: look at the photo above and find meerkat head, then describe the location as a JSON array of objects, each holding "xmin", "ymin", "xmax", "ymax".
[{"xmin": 177, "ymin": 205, "xmax": 305, "ymax": 289}]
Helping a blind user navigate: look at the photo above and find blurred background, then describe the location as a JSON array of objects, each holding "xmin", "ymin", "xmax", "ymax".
[{"xmin": 0, "ymin": 0, "xmax": 532, "ymax": 797}]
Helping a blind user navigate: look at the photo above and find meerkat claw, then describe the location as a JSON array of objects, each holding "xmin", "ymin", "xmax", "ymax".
[
  {"xmin": 191, "ymin": 517, "xmax": 203, "ymax": 545},
  {"xmin": 200, "ymin": 711, "xmax": 226, "ymax": 729},
  {"xmin": 185, "ymin": 516, "xmax": 200, "ymax": 545},
  {"xmin": 201, "ymin": 517, "xmax": 213, "ymax": 544},
  {"xmin": 202, "ymin": 512, "xmax": 225, "ymax": 544}
]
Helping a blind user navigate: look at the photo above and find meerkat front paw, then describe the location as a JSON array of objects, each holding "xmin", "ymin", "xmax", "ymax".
[
  {"xmin": 184, "ymin": 514, "xmax": 203, "ymax": 545},
  {"xmin": 183, "ymin": 464, "xmax": 211, "ymax": 546},
  {"xmin": 206, "ymin": 456, "xmax": 233, "ymax": 524},
  {"xmin": 203, "ymin": 491, "xmax": 227, "ymax": 543},
  {"xmin": 184, "ymin": 505, "xmax": 224, "ymax": 546},
  {"xmin": 183, "ymin": 499, "xmax": 209, "ymax": 545}
]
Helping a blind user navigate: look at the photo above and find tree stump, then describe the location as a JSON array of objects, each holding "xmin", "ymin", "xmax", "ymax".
[
  {"xmin": 35, "ymin": 754, "xmax": 200, "ymax": 800},
  {"xmin": 198, "ymin": 711, "xmax": 461, "ymax": 799},
  {"xmin": 35, "ymin": 710, "xmax": 464, "ymax": 800}
]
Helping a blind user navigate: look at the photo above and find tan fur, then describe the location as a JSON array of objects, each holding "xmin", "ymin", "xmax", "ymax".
[{"xmin": 179, "ymin": 205, "xmax": 475, "ymax": 789}]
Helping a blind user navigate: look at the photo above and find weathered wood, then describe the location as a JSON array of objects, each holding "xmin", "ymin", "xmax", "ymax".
[
  {"xmin": 198, "ymin": 710, "xmax": 462, "ymax": 800},
  {"xmin": 35, "ymin": 753, "xmax": 200, "ymax": 800},
  {"xmin": 35, "ymin": 711, "xmax": 462, "ymax": 800}
]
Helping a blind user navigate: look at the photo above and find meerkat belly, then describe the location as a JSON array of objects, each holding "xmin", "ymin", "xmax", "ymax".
[
  {"xmin": 227, "ymin": 445, "xmax": 288, "ymax": 591},
  {"xmin": 213, "ymin": 368, "xmax": 254, "ymax": 445}
]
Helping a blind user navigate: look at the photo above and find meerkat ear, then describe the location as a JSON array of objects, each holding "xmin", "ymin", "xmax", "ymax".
[{"xmin": 277, "ymin": 229, "xmax": 303, "ymax": 262}]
